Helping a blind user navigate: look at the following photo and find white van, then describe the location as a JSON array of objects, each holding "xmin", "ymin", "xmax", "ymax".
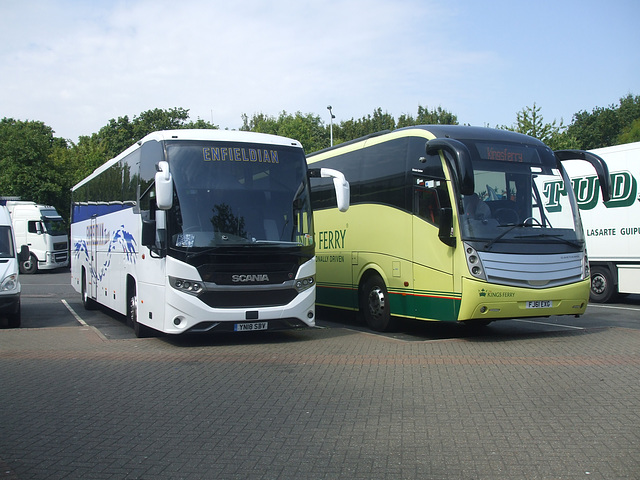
[
  {"xmin": 5, "ymin": 201, "xmax": 69, "ymax": 274},
  {"xmin": 0, "ymin": 206, "xmax": 29, "ymax": 327}
]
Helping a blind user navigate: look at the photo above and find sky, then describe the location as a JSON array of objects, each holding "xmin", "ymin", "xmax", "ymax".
[{"xmin": 1, "ymin": 0, "xmax": 639, "ymax": 143}]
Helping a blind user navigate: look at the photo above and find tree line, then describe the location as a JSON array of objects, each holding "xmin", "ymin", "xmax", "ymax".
[{"xmin": 1, "ymin": 94, "xmax": 638, "ymax": 224}]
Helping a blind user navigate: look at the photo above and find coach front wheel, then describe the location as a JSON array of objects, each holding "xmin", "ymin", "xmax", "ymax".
[
  {"xmin": 360, "ymin": 274, "xmax": 396, "ymax": 332},
  {"xmin": 127, "ymin": 282, "xmax": 153, "ymax": 338}
]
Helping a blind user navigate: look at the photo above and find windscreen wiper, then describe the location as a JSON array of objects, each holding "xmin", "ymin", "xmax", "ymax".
[{"xmin": 484, "ymin": 223, "xmax": 527, "ymax": 250}]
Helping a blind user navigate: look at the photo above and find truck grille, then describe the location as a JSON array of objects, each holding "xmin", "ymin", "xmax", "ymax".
[{"xmin": 54, "ymin": 252, "xmax": 68, "ymax": 263}]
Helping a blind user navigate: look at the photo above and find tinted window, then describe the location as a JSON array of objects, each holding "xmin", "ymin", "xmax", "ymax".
[
  {"xmin": 311, "ymin": 137, "xmax": 409, "ymax": 211},
  {"xmin": 72, "ymin": 147, "xmax": 143, "ymax": 223},
  {"xmin": 165, "ymin": 141, "xmax": 311, "ymax": 248}
]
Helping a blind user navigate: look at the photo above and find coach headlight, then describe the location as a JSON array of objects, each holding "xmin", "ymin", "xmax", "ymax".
[
  {"xmin": 464, "ymin": 243, "xmax": 486, "ymax": 281},
  {"xmin": 295, "ymin": 275, "xmax": 315, "ymax": 293},
  {"xmin": 169, "ymin": 276, "xmax": 205, "ymax": 296}
]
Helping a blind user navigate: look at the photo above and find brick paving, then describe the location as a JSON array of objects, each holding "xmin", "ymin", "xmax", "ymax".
[{"xmin": 1, "ymin": 324, "xmax": 639, "ymax": 479}]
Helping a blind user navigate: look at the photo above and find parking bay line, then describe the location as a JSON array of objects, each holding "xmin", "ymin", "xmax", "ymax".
[
  {"xmin": 61, "ymin": 299, "xmax": 88, "ymax": 326},
  {"xmin": 512, "ymin": 319, "xmax": 585, "ymax": 330},
  {"xmin": 587, "ymin": 303, "xmax": 640, "ymax": 312}
]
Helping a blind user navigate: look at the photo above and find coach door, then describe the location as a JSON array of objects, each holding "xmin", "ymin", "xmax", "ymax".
[{"xmin": 411, "ymin": 176, "xmax": 456, "ymax": 321}]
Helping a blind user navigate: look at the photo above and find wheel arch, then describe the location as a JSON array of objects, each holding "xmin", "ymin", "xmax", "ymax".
[
  {"xmin": 356, "ymin": 263, "xmax": 389, "ymax": 294},
  {"xmin": 589, "ymin": 261, "xmax": 618, "ymax": 287},
  {"xmin": 126, "ymin": 274, "xmax": 136, "ymax": 299}
]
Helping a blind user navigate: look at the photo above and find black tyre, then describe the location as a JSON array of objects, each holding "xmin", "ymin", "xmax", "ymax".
[
  {"xmin": 20, "ymin": 253, "xmax": 38, "ymax": 274},
  {"xmin": 127, "ymin": 282, "xmax": 153, "ymax": 338},
  {"xmin": 81, "ymin": 269, "xmax": 97, "ymax": 310},
  {"xmin": 360, "ymin": 274, "xmax": 396, "ymax": 332},
  {"xmin": 590, "ymin": 266, "xmax": 616, "ymax": 303}
]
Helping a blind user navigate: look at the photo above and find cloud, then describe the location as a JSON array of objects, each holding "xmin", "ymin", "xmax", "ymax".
[
  {"xmin": 4, "ymin": 0, "xmax": 487, "ymax": 139},
  {"xmin": 2, "ymin": 0, "xmax": 638, "ymax": 141}
]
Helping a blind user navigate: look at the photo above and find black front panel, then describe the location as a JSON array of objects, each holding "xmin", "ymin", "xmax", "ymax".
[
  {"xmin": 198, "ymin": 289, "xmax": 298, "ymax": 308},
  {"xmin": 190, "ymin": 249, "xmax": 309, "ymax": 308},
  {"xmin": 196, "ymin": 251, "xmax": 301, "ymax": 285}
]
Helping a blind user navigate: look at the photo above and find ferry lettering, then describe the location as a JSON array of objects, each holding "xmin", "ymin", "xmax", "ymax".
[{"xmin": 318, "ymin": 229, "xmax": 346, "ymax": 249}]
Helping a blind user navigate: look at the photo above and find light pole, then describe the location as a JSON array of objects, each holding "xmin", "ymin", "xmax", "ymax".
[{"xmin": 327, "ymin": 105, "xmax": 335, "ymax": 147}]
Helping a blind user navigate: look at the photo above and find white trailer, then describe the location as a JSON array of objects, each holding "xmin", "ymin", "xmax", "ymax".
[
  {"xmin": 563, "ymin": 141, "xmax": 640, "ymax": 302},
  {"xmin": 5, "ymin": 201, "xmax": 69, "ymax": 274}
]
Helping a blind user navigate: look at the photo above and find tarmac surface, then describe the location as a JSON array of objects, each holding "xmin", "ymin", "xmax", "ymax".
[{"xmin": 1, "ymin": 309, "xmax": 639, "ymax": 479}]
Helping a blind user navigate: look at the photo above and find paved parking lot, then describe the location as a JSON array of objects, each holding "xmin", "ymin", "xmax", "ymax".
[{"xmin": 1, "ymin": 273, "xmax": 639, "ymax": 479}]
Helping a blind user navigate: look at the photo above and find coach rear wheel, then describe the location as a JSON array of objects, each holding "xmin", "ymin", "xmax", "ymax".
[
  {"xmin": 81, "ymin": 269, "xmax": 97, "ymax": 310},
  {"xmin": 360, "ymin": 274, "xmax": 396, "ymax": 332}
]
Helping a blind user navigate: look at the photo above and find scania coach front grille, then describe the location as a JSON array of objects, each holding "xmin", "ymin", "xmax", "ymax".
[
  {"xmin": 197, "ymin": 260, "xmax": 298, "ymax": 285},
  {"xmin": 198, "ymin": 288, "xmax": 298, "ymax": 308}
]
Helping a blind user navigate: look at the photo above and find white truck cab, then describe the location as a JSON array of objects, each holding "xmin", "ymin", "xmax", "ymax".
[
  {"xmin": 5, "ymin": 201, "xmax": 69, "ymax": 274},
  {"xmin": 0, "ymin": 206, "xmax": 29, "ymax": 327}
]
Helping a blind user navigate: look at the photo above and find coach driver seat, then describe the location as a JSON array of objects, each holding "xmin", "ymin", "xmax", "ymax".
[{"xmin": 463, "ymin": 193, "xmax": 492, "ymax": 221}]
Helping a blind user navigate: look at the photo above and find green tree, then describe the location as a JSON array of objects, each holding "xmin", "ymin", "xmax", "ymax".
[
  {"xmin": 241, "ymin": 111, "xmax": 328, "ymax": 153},
  {"xmin": 240, "ymin": 112, "xmax": 279, "ymax": 134},
  {"xmin": 397, "ymin": 105, "xmax": 458, "ymax": 128},
  {"xmin": 566, "ymin": 105, "xmax": 619, "ymax": 150},
  {"xmin": 502, "ymin": 102, "xmax": 568, "ymax": 148},
  {"xmin": 83, "ymin": 107, "xmax": 217, "ymax": 160},
  {"xmin": 0, "ymin": 118, "xmax": 65, "ymax": 210},
  {"xmin": 184, "ymin": 117, "xmax": 220, "ymax": 130},
  {"xmin": 242, "ymin": 105, "xmax": 460, "ymax": 152},
  {"xmin": 566, "ymin": 94, "xmax": 640, "ymax": 149},
  {"xmin": 615, "ymin": 93, "xmax": 640, "ymax": 140},
  {"xmin": 334, "ymin": 107, "xmax": 396, "ymax": 145},
  {"xmin": 618, "ymin": 117, "xmax": 640, "ymax": 144},
  {"xmin": 276, "ymin": 112, "xmax": 327, "ymax": 153},
  {"xmin": 50, "ymin": 135, "xmax": 109, "ymax": 223}
]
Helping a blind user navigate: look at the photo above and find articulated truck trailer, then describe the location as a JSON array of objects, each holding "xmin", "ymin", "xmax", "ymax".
[{"xmin": 564, "ymin": 141, "xmax": 640, "ymax": 302}]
